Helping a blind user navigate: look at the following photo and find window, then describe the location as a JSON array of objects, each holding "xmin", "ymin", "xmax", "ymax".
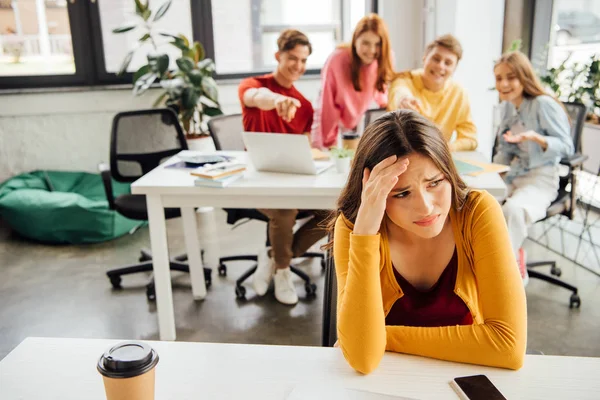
[
  {"xmin": 206, "ymin": 0, "xmax": 369, "ymax": 77},
  {"xmin": 0, "ymin": 0, "xmax": 374, "ymax": 89},
  {"xmin": 96, "ymin": 0, "xmax": 193, "ymax": 74},
  {"xmin": 547, "ymin": 0, "xmax": 600, "ymax": 68},
  {"xmin": 0, "ymin": 0, "xmax": 74, "ymax": 77}
]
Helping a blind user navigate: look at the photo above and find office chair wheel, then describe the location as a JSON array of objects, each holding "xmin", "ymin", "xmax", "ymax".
[
  {"xmin": 146, "ymin": 283, "xmax": 156, "ymax": 302},
  {"xmin": 305, "ymin": 282, "xmax": 317, "ymax": 297},
  {"xmin": 109, "ymin": 276, "xmax": 122, "ymax": 289},
  {"xmin": 235, "ymin": 285, "xmax": 246, "ymax": 299},
  {"xmin": 218, "ymin": 264, "xmax": 227, "ymax": 277},
  {"xmin": 139, "ymin": 255, "xmax": 151, "ymax": 262},
  {"xmin": 569, "ymin": 294, "xmax": 581, "ymax": 309},
  {"xmin": 551, "ymin": 266, "xmax": 562, "ymax": 277}
]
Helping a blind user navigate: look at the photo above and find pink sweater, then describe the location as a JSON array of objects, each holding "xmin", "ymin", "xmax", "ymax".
[{"xmin": 311, "ymin": 48, "xmax": 388, "ymax": 149}]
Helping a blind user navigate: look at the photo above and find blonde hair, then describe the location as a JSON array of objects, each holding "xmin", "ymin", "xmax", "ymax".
[
  {"xmin": 494, "ymin": 51, "xmax": 566, "ymax": 111},
  {"xmin": 425, "ymin": 34, "xmax": 463, "ymax": 61}
]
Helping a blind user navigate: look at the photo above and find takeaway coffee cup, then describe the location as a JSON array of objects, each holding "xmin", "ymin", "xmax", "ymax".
[
  {"xmin": 341, "ymin": 131, "xmax": 360, "ymax": 150},
  {"xmin": 97, "ymin": 341, "xmax": 159, "ymax": 400}
]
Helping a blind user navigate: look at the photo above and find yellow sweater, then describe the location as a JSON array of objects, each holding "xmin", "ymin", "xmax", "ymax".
[
  {"xmin": 388, "ymin": 69, "xmax": 478, "ymax": 151},
  {"xmin": 333, "ymin": 190, "xmax": 526, "ymax": 374}
]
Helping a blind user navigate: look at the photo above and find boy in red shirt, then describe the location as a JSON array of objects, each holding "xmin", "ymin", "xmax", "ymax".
[{"xmin": 238, "ymin": 30, "xmax": 328, "ymax": 305}]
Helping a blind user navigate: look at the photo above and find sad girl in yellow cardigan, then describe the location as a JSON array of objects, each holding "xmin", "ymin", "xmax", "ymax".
[{"xmin": 329, "ymin": 110, "xmax": 526, "ymax": 374}]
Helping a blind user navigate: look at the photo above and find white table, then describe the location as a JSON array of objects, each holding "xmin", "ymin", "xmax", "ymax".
[
  {"xmin": 131, "ymin": 151, "xmax": 507, "ymax": 341},
  {"xmin": 1, "ymin": 337, "xmax": 599, "ymax": 400}
]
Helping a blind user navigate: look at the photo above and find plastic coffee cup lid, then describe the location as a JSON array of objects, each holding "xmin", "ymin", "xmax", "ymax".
[{"xmin": 97, "ymin": 341, "xmax": 159, "ymax": 379}]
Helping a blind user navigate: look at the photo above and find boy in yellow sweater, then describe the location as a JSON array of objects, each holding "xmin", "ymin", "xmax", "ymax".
[
  {"xmin": 328, "ymin": 110, "xmax": 526, "ymax": 374},
  {"xmin": 387, "ymin": 34, "xmax": 477, "ymax": 151}
]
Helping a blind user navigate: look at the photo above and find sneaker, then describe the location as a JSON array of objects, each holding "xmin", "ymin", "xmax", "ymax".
[
  {"xmin": 252, "ymin": 247, "xmax": 275, "ymax": 296},
  {"xmin": 273, "ymin": 267, "xmax": 299, "ymax": 305},
  {"xmin": 518, "ymin": 247, "xmax": 529, "ymax": 287}
]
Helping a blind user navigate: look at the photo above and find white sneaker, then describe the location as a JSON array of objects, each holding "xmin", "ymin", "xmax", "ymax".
[
  {"xmin": 273, "ymin": 267, "xmax": 298, "ymax": 305},
  {"xmin": 252, "ymin": 247, "xmax": 275, "ymax": 296}
]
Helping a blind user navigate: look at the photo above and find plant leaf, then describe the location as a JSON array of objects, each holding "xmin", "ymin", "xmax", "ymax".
[
  {"xmin": 148, "ymin": 53, "xmax": 169, "ymax": 75},
  {"xmin": 112, "ymin": 24, "xmax": 137, "ymax": 34},
  {"xmin": 203, "ymin": 106, "xmax": 223, "ymax": 117},
  {"xmin": 133, "ymin": 72, "xmax": 157, "ymax": 96},
  {"xmin": 181, "ymin": 87, "xmax": 200, "ymax": 109},
  {"xmin": 154, "ymin": 0, "xmax": 172, "ymax": 21},
  {"xmin": 118, "ymin": 50, "xmax": 135, "ymax": 76},
  {"xmin": 197, "ymin": 58, "xmax": 215, "ymax": 73},
  {"xmin": 171, "ymin": 38, "xmax": 189, "ymax": 51},
  {"xmin": 201, "ymin": 76, "xmax": 219, "ymax": 103},
  {"xmin": 184, "ymin": 48, "xmax": 196, "ymax": 60},
  {"xmin": 134, "ymin": 0, "xmax": 146, "ymax": 16},
  {"xmin": 194, "ymin": 42, "xmax": 205, "ymax": 63},
  {"xmin": 142, "ymin": 9, "xmax": 152, "ymax": 21},
  {"xmin": 153, "ymin": 91, "xmax": 169, "ymax": 107},
  {"xmin": 188, "ymin": 69, "xmax": 203, "ymax": 86},
  {"xmin": 178, "ymin": 34, "xmax": 190, "ymax": 48},
  {"xmin": 176, "ymin": 57, "xmax": 195, "ymax": 73},
  {"xmin": 159, "ymin": 31, "xmax": 178, "ymax": 39},
  {"xmin": 133, "ymin": 65, "xmax": 150, "ymax": 84},
  {"xmin": 139, "ymin": 33, "xmax": 151, "ymax": 42}
]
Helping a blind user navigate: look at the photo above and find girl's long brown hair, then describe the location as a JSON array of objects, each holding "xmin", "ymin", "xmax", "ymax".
[
  {"xmin": 323, "ymin": 110, "xmax": 470, "ymax": 249},
  {"xmin": 342, "ymin": 13, "xmax": 393, "ymax": 92},
  {"xmin": 494, "ymin": 51, "xmax": 566, "ymax": 112}
]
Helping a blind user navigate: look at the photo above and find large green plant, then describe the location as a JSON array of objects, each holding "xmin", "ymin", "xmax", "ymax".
[
  {"xmin": 539, "ymin": 54, "xmax": 600, "ymax": 124},
  {"xmin": 113, "ymin": 0, "xmax": 223, "ymax": 136}
]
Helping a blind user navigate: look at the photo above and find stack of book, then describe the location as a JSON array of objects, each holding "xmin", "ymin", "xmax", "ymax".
[{"xmin": 190, "ymin": 161, "xmax": 246, "ymax": 187}]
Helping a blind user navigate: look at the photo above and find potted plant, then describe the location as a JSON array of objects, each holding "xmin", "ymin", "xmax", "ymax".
[
  {"xmin": 113, "ymin": 0, "xmax": 223, "ymax": 145},
  {"xmin": 539, "ymin": 54, "xmax": 600, "ymax": 125},
  {"xmin": 329, "ymin": 147, "xmax": 354, "ymax": 174}
]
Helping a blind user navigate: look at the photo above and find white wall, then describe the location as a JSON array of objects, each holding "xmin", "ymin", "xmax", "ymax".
[
  {"xmin": 380, "ymin": 0, "xmax": 424, "ymax": 71},
  {"xmin": 451, "ymin": 0, "xmax": 505, "ymax": 159}
]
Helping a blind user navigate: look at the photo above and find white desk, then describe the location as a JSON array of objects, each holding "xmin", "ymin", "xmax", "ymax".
[
  {"xmin": 1, "ymin": 337, "xmax": 599, "ymax": 400},
  {"xmin": 131, "ymin": 151, "xmax": 507, "ymax": 341}
]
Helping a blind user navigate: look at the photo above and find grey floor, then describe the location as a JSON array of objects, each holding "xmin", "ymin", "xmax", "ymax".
[{"xmin": 1, "ymin": 208, "xmax": 599, "ymax": 361}]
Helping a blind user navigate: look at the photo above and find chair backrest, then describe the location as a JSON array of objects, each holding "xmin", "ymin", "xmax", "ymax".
[
  {"xmin": 110, "ymin": 108, "xmax": 188, "ymax": 183},
  {"xmin": 363, "ymin": 108, "xmax": 387, "ymax": 130},
  {"xmin": 563, "ymin": 102, "xmax": 586, "ymax": 153},
  {"xmin": 321, "ymin": 254, "xmax": 338, "ymax": 347},
  {"xmin": 207, "ymin": 113, "xmax": 245, "ymax": 151}
]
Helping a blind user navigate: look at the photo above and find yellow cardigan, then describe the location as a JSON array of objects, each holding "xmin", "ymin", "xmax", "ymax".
[
  {"xmin": 388, "ymin": 69, "xmax": 478, "ymax": 151},
  {"xmin": 333, "ymin": 190, "xmax": 526, "ymax": 374}
]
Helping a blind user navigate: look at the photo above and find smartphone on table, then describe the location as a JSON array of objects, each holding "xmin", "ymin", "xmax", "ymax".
[{"xmin": 449, "ymin": 374, "xmax": 506, "ymax": 400}]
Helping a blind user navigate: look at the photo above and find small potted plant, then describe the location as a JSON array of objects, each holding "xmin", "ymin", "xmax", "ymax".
[
  {"xmin": 113, "ymin": 0, "xmax": 223, "ymax": 146},
  {"xmin": 329, "ymin": 147, "xmax": 355, "ymax": 174}
]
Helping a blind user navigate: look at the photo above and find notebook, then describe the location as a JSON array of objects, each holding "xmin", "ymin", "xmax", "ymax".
[{"xmin": 194, "ymin": 173, "xmax": 243, "ymax": 188}]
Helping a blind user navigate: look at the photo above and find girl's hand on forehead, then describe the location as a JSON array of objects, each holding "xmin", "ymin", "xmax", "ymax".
[{"xmin": 353, "ymin": 155, "xmax": 410, "ymax": 236}]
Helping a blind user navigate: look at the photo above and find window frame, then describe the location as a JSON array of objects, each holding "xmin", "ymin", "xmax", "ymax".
[{"xmin": 0, "ymin": 0, "xmax": 377, "ymax": 90}]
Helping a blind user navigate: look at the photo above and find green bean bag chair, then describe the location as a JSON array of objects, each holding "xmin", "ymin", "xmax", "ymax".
[{"xmin": 0, "ymin": 171, "xmax": 143, "ymax": 244}]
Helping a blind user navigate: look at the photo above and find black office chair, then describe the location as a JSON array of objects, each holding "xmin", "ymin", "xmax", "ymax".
[
  {"xmin": 494, "ymin": 102, "xmax": 588, "ymax": 308},
  {"xmin": 207, "ymin": 113, "xmax": 325, "ymax": 299},
  {"xmin": 100, "ymin": 108, "xmax": 211, "ymax": 301},
  {"xmin": 322, "ymin": 250, "xmax": 338, "ymax": 347},
  {"xmin": 363, "ymin": 108, "xmax": 388, "ymax": 130}
]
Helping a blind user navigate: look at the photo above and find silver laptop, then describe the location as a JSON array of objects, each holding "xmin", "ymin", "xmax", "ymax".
[{"xmin": 242, "ymin": 132, "xmax": 333, "ymax": 175}]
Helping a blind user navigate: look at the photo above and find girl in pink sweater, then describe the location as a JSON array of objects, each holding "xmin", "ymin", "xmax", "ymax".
[{"xmin": 311, "ymin": 14, "xmax": 394, "ymax": 150}]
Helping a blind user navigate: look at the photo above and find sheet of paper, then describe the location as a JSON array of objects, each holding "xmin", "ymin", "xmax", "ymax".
[{"xmin": 286, "ymin": 383, "xmax": 418, "ymax": 400}]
